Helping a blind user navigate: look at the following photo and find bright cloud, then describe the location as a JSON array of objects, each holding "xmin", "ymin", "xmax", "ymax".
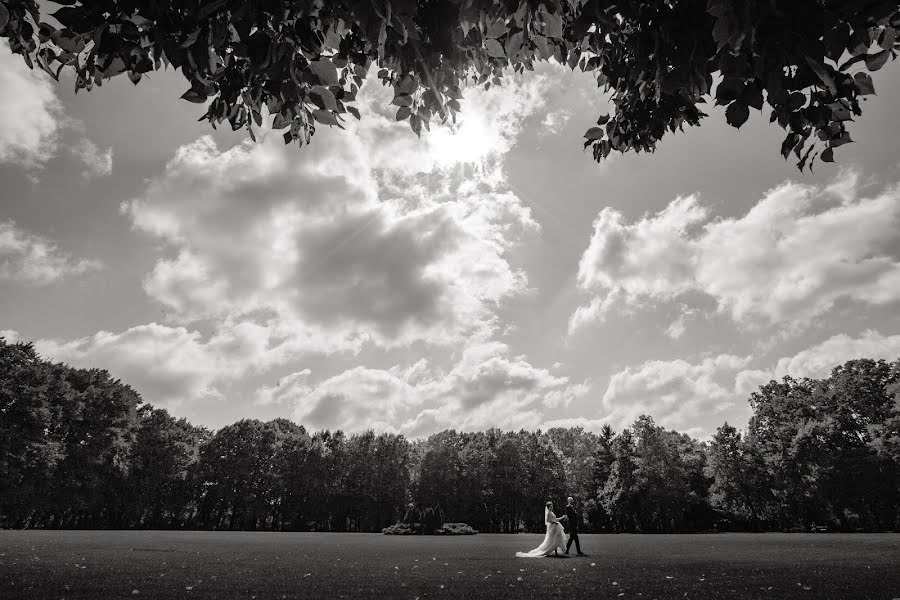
[
  {"xmin": 357, "ymin": 67, "xmax": 562, "ymax": 174},
  {"xmin": 767, "ymin": 329, "xmax": 900, "ymax": 381},
  {"xmin": 601, "ymin": 354, "xmax": 752, "ymax": 437},
  {"xmin": 599, "ymin": 329, "xmax": 900, "ymax": 437},
  {"xmin": 71, "ymin": 137, "xmax": 113, "ymax": 178},
  {"xmin": 122, "ymin": 69, "xmax": 558, "ymax": 354},
  {"xmin": 28, "ymin": 321, "xmax": 300, "ymax": 409},
  {"xmin": 0, "ymin": 43, "xmax": 63, "ymax": 168},
  {"xmin": 257, "ymin": 341, "xmax": 590, "ymax": 436},
  {"xmin": 541, "ymin": 107, "xmax": 573, "ymax": 134},
  {"xmin": 572, "ymin": 171, "xmax": 900, "ymax": 334},
  {"xmin": 0, "ymin": 220, "xmax": 101, "ymax": 284}
]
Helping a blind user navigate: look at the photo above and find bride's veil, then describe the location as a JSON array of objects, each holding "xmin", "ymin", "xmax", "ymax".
[{"xmin": 544, "ymin": 506, "xmax": 550, "ymax": 525}]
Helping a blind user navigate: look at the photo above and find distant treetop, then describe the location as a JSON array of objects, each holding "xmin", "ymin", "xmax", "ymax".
[{"xmin": 1, "ymin": 0, "xmax": 898, "ymax": 170}]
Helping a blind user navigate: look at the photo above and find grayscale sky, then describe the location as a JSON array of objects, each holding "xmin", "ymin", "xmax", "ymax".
[{"xmin": 3, "ymin": 42, "xmax": 900, "ymax": 438}]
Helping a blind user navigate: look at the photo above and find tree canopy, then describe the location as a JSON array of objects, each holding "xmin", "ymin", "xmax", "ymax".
[
  {"xmin": 3, "ymin": 335, "xmax": 900, "ymax": 532},
  {"xmin": 2, "ymin": 0, "xmax": 898, "ymax": 170}
]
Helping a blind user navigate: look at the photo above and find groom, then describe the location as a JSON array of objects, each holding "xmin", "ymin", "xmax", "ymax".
[{"xmin": 564, "ymin": 496, "xmax": 585, "ymax": 556}]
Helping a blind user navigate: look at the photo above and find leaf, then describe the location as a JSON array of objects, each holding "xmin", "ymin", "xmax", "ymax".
[
  {"xmin": 820, "ymin": 147, "xmax": 834, "ymax": 162},
  {"xmin": 396, "ymin": 75, "xmax": 417, "ymax": 95},
  {"xmin": 543, "ymin": 12, "xmax": 563, "ymax": 39},
  {"xmin": 128, "ymin": 71, "xmax": 142, "ymax": 85},
  {"xmin": 505, "ymin": 31, "xmax": 524, "ymax": 58},
  {"xmin": 725, "ymin": 101, "xmax": 749, "ymax": 128},
  {"xmin": 51, "ymin": 7, "xmax": 87, "ymax": 30},
  {"xmin": 391, "ymin": 94, "xmax": 413, "ymax": 107},
  {"xmin": 866, "ymin": 49, "xmax": 890, "ymax": 71},
  {"xmin": 823, "ymin": 22, "xmax": 851, "ymax": 61},
  {"xmin": 584, "ymin": 127, "xmax": 605, "ymax": 140},
  {"xmin": 533, "ymin": 35, "xmax": 550, "ymax": 60},
  {"xmin": 847, "ymin": 27, "xmax": 871, "ymax": 56},
  {"xmin": 804, "ymin": 57, "xmax": 836, "ymax": 93},
  {"xmin": 853, "ymin": 72, "xmax": 876, "ymax": 95},
  {"xmin": 181, "ymin": 29, "xmax": 200, "ymax": 48},
  {"xmin": 0, "ymin": 4, "xmax": 8, "ymax": 31},
  {"xmin": 273, "ymin": 111, "xmax": 293, "ymax": 129},
  {"xmin": 181, "ymin": 89, "xmax": 207, "ymax": 103},
  {"xmin": 283, "ymin": 131, "xmax": 293, "ymax": 145},
  {"xmin": 346, "ymin": 106, "xmax": 361, "ymax": 120},
  {"xmin": 879, "ymin": 27, "xmax": 896, "ymax": 51},
  {"xmin": 485, "ymin": 19, "xmax": 507, "ymax": 39},
  {"xmin": 309, "ymin": 59, "xmax": 340, "ymax": 86},
  {"xmin": 711, "ymin": 15, "xmax": 732, "ymax": 50},
  {"xmin": 309, "ymin": 86, "xmax": 337, "ymax": 111},
  {"xmin": 312, "ymin": 109, "xmax": 338, "ymax": 126},
  {"xmin": 787, "ymin": 92, "xmax": 806, "ymax": 111},
  {"xmin": 740, "ymin": 81, "xmax": 764, "ymax": 110},
  {"xmin": 596, "ymin": 114, "xmax": 610, "ymax": 125},
  {"xmin": 715, "ymin": 77, "xmax": 743, "ymax": 105},
  {"xmin": 485, "ymin": 39, "xmax": 505, "ymax": 58}
]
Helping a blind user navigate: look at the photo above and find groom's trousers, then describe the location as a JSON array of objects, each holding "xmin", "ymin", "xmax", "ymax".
[{"xmin": 566, "ymin": 531, "xmax": 581, "ymax": 554}]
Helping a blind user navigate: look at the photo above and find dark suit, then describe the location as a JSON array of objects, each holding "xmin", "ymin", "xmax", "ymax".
[{"xmin": 565, "ymin": 504, "xmax": 582, "ymax": 554}]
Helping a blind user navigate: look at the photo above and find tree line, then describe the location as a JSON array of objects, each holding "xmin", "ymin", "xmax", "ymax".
[{"xmin": 1, "ymin": 337, "xmax": 898, "ymax": 532}]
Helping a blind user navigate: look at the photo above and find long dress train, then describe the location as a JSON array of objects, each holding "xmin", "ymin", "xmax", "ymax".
[{"xmin": 516, "ymin": 508, "xmax": 567, "ymax": 557}]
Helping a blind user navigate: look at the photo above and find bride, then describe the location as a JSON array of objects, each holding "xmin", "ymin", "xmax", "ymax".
[{"xmin": 516, "ymin": 500, "xmax": 567, "ymax": 558}]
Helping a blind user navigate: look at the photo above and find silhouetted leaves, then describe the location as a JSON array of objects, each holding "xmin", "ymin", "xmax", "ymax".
[
  {"xmin": 1, "ymin": 1, "xmax": 900, "ymax": 174},
  {"xmin": 726, "ymin": 101, "xmax": 749, "ymax": 128}
]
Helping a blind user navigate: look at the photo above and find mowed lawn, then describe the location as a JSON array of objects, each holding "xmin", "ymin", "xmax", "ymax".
[{"xmin": 1, "ymin": 531, "xmax": 899, "ymax": 600}]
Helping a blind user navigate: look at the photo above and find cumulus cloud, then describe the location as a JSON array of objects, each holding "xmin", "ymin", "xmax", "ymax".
[
  {"xmin": 540, "ymin": 107, "xmax": 573, "ymax": 134},
  {"xmin": 572, "ymin": 171, "xmax": 900, "ymax": 335},
  {"xmin": 598, "ymin": 329, "xmax": 900, "ymax": 438},
  {"xmin": 764, "ymin": 329, "xmax": 900, "ymax": 381},
  {"xmin": 122, "ymin": 68, "xmax": 559, "ymax": 353},
  {"xmin": 256, "ymin": 341, "xmax": 590, "ymax": 436},
  {"xmin": 71, "ymin": 137, "xmax": 113, "ymax": 177},
  {"xmin": 0, "ymin": 43, "xmax": 63, "ymax": 168},
  {"xmin": 0, "ymin": 220, "xmax": 101, "ymax": 284},
  {"xmin": 28, "ymin": 321, "xmax": 300, "ymax": 409},
  {"xmin": 601, "ymin": 354, "xmax": 752, "ymax": 437}
]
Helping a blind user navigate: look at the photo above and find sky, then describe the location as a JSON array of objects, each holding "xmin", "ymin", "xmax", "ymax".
[{"xmin": 3, "ymin": 41, "xmax": 900, "ymax": 439}]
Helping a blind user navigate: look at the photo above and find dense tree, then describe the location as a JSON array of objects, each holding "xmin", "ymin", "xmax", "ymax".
[
  {"xmin": 123, "ymin": 406, "xmax": 210, "ymax": 528},
  {"xmin": 519, "ymin": 430, "xmax": 567, "ymax": 532},
  {"xmin": 0, "ymin": 340, "xmax": 59, "ymax": 527},
  {"xmin": 546, "ymin": 427, "xmax": 597, "ymax": 523},
  {"xmin": 585, "ymin": 424, "xmax": 615, "ymax": 532},
  {"xmin": 2, "ymin": 337, "xmax": 900, "ymax": 533},
  {"xmin": 600, "ymin": 428, "xmax": 639, "ymax": 532},
  {"xmin": 2, "ymin": 1, "xmax": 899, "ymax": 170},
  {"xmin": 706, "ymin": 423, "xmax": 769, "ymax": 530}
]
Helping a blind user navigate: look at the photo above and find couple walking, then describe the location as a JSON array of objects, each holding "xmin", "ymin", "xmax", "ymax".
[{"xmin": 516, "ymin": 496, "xmax": 585, "ymax": 558}]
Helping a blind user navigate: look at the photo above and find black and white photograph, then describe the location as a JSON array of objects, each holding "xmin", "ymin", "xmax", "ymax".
[{"xmin": 2, "ymin": 1, "xmax": 900, "ymax": 598}]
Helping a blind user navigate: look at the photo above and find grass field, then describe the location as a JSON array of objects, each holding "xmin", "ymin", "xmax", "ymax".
[{"xmin": 1, "ymin": 531, "xmax": 898, "ymax": 599}]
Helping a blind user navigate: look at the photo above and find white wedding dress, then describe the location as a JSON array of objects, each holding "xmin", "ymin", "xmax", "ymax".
[{"xmin": 516, "ymin": 508, "xmax": 567, "ymax": 557}]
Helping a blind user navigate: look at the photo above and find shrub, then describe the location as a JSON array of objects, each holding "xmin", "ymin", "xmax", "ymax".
[
  {"xmin": 382, "ymin": 523, "xmax": 419, "ymax": 535},
  {"xmin": 434, "ymin": 522, "xmax": 478, "ymax": 536},
  {"xmin": 382, "ymin": 521, "xmax": 477, "ymax": 535}
]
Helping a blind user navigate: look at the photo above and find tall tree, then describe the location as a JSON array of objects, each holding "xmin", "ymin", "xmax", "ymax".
[
  {"xmin": 601, "ymin": 428, "xmax": 639, "ymax": 533},
  {"xmin": 706, "ymin": 423, "xmax": 769, "ymax": 530},
  {"xmin": 124, "ymin": 406, "xmax": 209, "ymax": 528}
]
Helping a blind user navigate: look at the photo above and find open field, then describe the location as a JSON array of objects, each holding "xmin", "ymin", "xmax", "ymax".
[{"xmin": 1, "ymin": 531, "xmax": 898, "ymax": 599}]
